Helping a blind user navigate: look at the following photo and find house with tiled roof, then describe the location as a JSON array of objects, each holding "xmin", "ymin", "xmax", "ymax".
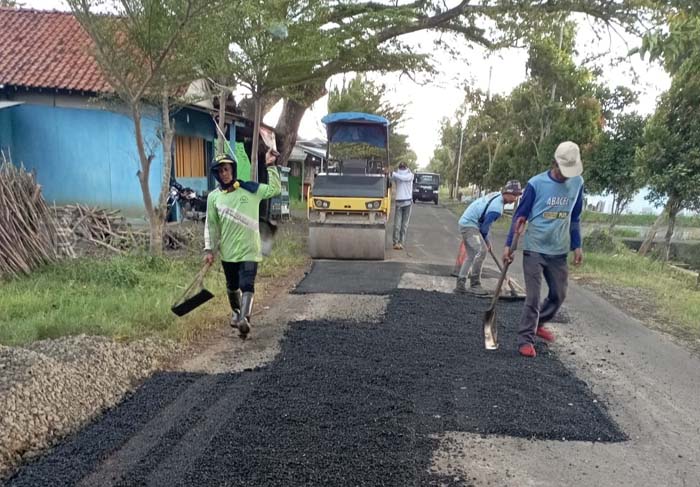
[{"xmin": 0, "ymin": 7, "xmax": 274, "ymax": 215}]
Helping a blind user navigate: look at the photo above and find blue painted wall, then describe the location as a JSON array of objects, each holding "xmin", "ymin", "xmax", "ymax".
[
  {"xmin": 3, "ymin": 101, "xmax": 217, "ymax": 217},
  {"xmin": 0, "ymin": 107, "xmax": 13, "ymax": 156}
]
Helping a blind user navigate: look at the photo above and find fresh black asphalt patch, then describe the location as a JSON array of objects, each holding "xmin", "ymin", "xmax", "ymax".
[
  {"xmin": 6, "ymin": 290, "xmax": 625, "ymax": 486},
  {"xmin": 293, "ymin": 261, "xmax": 464, "ymax": 294}
]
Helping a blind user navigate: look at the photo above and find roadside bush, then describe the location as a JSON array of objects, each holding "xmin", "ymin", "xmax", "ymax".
[
  {"xmin": 584, "ymin": 229, "xmax": 622, "ymax": 253},
  {"xmin": 611, "ymin": 228, "xmax": 639, "ymax": 238}
]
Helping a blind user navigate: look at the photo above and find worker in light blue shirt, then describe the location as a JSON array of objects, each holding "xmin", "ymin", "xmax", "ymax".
[
  {"xmin": 503, "ymin": 141, "xmax": 585, "ymax": 358},
  {"xmin": 455, "ymin": 180, "xmax": 522, "ymax": 295}
]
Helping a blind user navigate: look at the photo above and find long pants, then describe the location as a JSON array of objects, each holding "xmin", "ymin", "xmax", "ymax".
[
  {"xmin": 518, "ymin": 251, "xmax": 568, "ymax": 346},
  {"xmin": 221, "ymin": 261, "xmax": 258, "ymax": 294},
  {"xmin": 458, "ymin": 226, "xmax": 486, "ymax": 283},
  {"xmin": 393, "ymin": 203, "xmax": 412, "ymax": 245}
]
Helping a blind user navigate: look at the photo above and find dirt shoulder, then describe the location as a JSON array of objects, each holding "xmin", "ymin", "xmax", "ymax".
[{"xmin": 574, "ymin": 275, "xmax": 700, "ymax": 356}]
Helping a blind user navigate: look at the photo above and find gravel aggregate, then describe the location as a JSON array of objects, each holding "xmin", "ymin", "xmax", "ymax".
[{"xmin": 0, "ymin": 335, "xmax": 176, "ymax": 480}]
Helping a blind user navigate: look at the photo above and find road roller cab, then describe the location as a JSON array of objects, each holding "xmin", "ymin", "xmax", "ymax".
[{"xmin": 307, "ymin": 112, "xmax": 391, "ymax": 260}]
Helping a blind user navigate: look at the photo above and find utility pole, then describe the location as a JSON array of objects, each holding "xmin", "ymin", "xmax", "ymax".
[
  {"xmin": 486, "ymin": 65, "xmax": 493, "ymax": 175},
  {"xmin": 486, "ymin": 66, "xmax": 493, "ymax": 101},
  {"xmin": 454, "ymin": 116, "xmax": 466, "ymax": 201}
]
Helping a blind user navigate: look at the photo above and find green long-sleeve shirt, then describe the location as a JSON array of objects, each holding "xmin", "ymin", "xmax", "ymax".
[{"xmin": 204, "ymin": 167, "xmax": 281, "ymax": 262}]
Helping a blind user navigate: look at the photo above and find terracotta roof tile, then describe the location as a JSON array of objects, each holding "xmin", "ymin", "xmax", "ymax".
[{"xmin": 0, "ymin": 8, "xmax": 112, "ymax": 93}]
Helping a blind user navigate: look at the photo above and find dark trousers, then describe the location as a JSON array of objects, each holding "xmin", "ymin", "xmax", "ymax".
[
  {"xmin": 221, "ymin": 261, "xmax": 258, "ymax": 294},
  {"xmin": 518, "ymin": 251, "xmax": 568, "ymax": 346}
]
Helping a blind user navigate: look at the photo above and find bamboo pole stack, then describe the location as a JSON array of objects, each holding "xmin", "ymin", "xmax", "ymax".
[
  {"xmin": 53, "ymin": 204, "xmax": 139, "ymax": 254},
  {"xmin": 0, "ymin": 154, "xmax": 67, "ymax": 279}
]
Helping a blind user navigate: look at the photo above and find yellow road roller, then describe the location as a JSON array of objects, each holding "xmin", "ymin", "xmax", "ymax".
[{"xmin": 307, "ymin": 112, "xmax": 391, "ymax": 260}]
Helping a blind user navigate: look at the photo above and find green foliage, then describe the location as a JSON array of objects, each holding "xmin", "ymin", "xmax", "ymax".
[
  {"xmin": 638, "ymin": 10, "xmax": 700, "ymax": 75},
  {"xmin": 327, "ymin": 75, "xmax": 417, "ymax": 170},
  {"xmin": 583, "ymin": 229, "xmax": 623, "ymax": 253},
  {"xmin": 585, "ymin": 112, "xmax": 646, "ymax": 218},
  {"xmin": 430, "ymin": 21, "xmax": 605, "ymax": 193},
  {"xmin": 637, "ymin": 12, "xmax": 700, "ymax": 218}
]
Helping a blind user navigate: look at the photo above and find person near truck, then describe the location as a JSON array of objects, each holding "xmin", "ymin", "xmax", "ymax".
[
  {"xmin": 204, "ymin": 149, "xmax": 281, "ymax": 339},
  {"xmin": 392, "ymin": 162, "xmax": 414, "ymax": 250},
  {"xmin": 454, "ymin": 180, "xmax": 523, "ymax": 295},
  {"xmin": 503, "ymin": 141, "xmax": 584, "ymax": 358}
]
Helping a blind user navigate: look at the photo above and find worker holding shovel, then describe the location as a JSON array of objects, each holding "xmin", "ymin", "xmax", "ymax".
[
  {"xmin": 204, "ymin": 150, "xmax": 281, "ymax": 339},
  {"xmin": 454, "ymin": 180, "xmax": 523, "ymax": 295},
  {"xmin": 503, "ymin": 141, "xmax": 584, "ymax": 358}
]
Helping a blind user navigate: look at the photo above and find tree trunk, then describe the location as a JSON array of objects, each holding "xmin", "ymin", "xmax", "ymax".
[
  {"xmin": 662, "ymin": 197, "xmax": 681, "ymax": 261},
  {"xmin": 216, "ymin": 87, "xmax": 227, "ymax": 155},
  {"xmin": 250, "ymin": 92, "xmax": 262, "ymax": 182},
  {"xmin": 609, "ymin": 195, "xmax": 619, "ymax": 230},
  {"xmin": 275, "ymin": 81, "xmax": 328, "ymax": 167},
  {"xmin": 276, "ymin": 98, "xmax": 308, "ymax": 167},
  {"xmin": 639, "ymin": 202, "xmax": 670, "ymax": 257},
  {"xmin": 131, "ymin": 101, "xmax": 159, "ymax": 254},
  {"xmin": 152, "ymin": 91, "xmax": 175, "ymax": 256}
]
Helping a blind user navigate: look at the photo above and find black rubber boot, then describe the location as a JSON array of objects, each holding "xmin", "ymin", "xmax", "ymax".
[
  {"xmin": 237, "ymin": 292, "xmax": 254, "ymax": 338},
  {"xmin": 454, "ymin": 278, "xmax": 468, "ymax": 294},
  {"xmin": 227, "ymin": 289, "xmax": 242, "ymax": 328}
]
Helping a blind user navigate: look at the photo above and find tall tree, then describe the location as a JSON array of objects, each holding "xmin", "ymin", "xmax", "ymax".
[
  {"xmin": 67, "ymin": 0, "xmax": 217, "ymax": 254},
  {"xmin": 637, "ymin": 84, "xmax": 700, "ymax": 259},
  {"xmin": 637, "ymin": 10, "xmax": 700, "ymax": 259},
  {"xmin": 327, "ymin": 75, "xmax": 417, "ymax": 170},
  {"xmin": 428, "ymin": 116, "xmax": 463, "ymax": 197},
  {"xmin": 586, "ymin": 112, "xmax": 646, "ymax": 228},
  {"xmin": 434, "ymin": 20, "xmax": 606, "ymax": 195}
]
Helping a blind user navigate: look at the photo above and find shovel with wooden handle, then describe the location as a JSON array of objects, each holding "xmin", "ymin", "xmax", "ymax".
[
  {"xmin": 483, "ymin": 223, "xmax": 523, "ymax": 350},
  {"xmin": 171, "ymin": 261, "xmax": 214, "ymax": 317},
  {"xmin": 481, "ymin": 235, "xmax": 523, "ymax": 298}
]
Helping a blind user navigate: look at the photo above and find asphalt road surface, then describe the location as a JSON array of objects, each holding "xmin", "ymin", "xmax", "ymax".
[{"xmin": 5, "ymin": 202, "xmax": 700, "ymax": 486}]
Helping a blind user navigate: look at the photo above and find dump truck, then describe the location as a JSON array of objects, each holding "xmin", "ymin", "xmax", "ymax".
[
  {"xmin": 307, "ymin": 112, "xmax": 391, "ymax": 260},
  {"xmin": 413, "ymin": 172, "xmax": 440, "ymax": 205}
]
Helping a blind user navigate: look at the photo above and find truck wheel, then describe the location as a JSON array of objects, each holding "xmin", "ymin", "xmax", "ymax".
[{"xmin": 434, "ymin": 198, "xmax": 438, "ymax": 205}]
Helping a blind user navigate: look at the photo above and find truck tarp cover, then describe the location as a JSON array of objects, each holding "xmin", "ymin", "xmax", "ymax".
[{"xmin": 322, "ymin": 112, "xmax": 389, "ymax": 148}]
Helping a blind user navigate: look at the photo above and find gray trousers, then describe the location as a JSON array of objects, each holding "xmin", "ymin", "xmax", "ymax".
[
  {"xmin": 518, "ymin": 251, "xmax": 568, "ymax": 346},
  {"xmin": 458, "ymin": 226, "xmax": 487, "ymax": 284},
  {"xmin": 393, "ymin": 203, "xmax": 412, "ymax": 245}
]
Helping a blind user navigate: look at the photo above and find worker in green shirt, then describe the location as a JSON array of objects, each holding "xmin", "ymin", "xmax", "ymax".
[{"xmin": 204, "ymin": 149, "xmax": 281, "ymax": 338}]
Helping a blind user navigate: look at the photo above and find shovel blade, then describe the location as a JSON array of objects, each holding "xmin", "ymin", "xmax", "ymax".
[
  {"xmin": 483, "ymin": 309, "xmax": 499, "ymax": 350},
  {"xmin": 171, "ymin": 289, "xmax": 214, "ymax": 317}
]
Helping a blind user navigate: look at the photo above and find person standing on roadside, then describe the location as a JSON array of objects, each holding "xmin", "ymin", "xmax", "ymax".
[
  {"xmin": 503, "ymin": 141, "xmax": 584, "ymax": 358},
  {"xmin": 392, "ymin": 162, "xmax": 414, "ymax": 250}
]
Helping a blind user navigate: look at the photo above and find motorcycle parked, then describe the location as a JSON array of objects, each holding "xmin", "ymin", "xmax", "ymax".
[{"xmin": 167, "ymin": 180, "xmax": 208, "ymax": 222}]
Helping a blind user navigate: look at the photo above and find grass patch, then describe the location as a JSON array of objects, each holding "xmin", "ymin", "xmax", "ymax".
[
  {"xmin": 0, "ymin": 223, "xmax": 308, "ymax": 347},
  {"xmin": 572, "ymin": 249, "xmax": 700, "ymax": 346},
  {"xmin": 289, "ymin": 198, "xmax": 307, "ymax": 212},
  {"xmin": 582, "ymin": 210, "xmax": 700, "ymax": 227},
  {"xmin": 610, "ymin": 228, "xmax": 640, "ymax": 238}
]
